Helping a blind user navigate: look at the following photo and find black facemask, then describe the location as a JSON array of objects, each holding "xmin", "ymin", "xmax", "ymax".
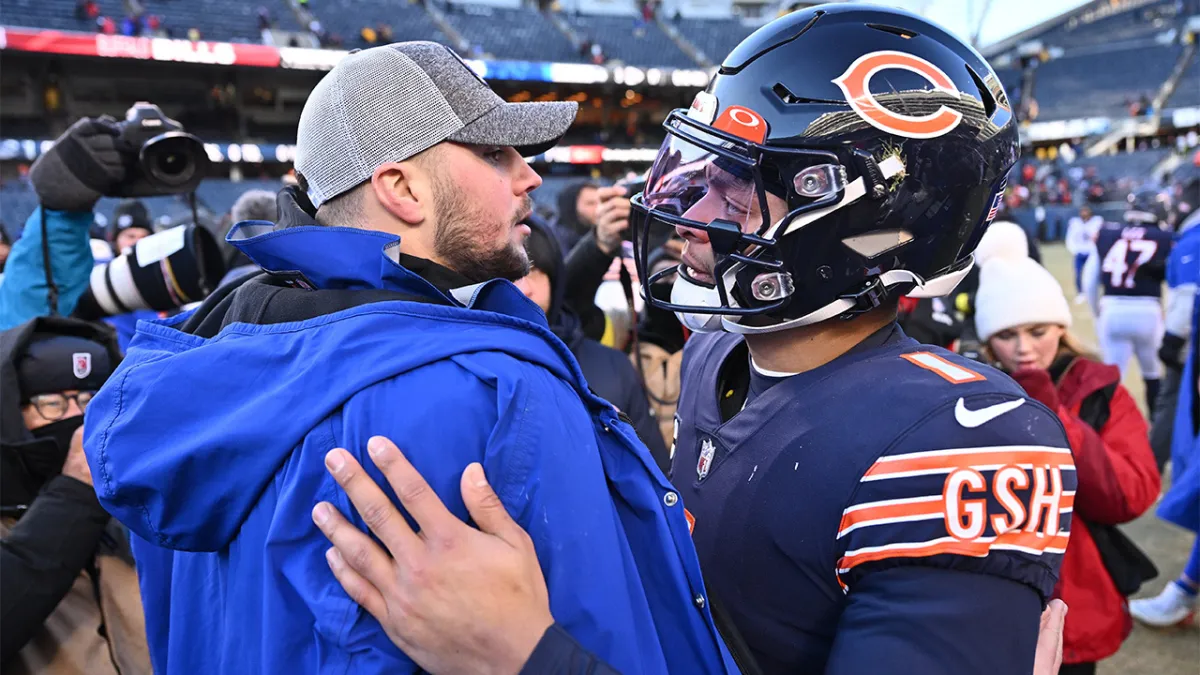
[{"xmin": 24, "ymin": 415, "xmax": 84, "ymax": 483}]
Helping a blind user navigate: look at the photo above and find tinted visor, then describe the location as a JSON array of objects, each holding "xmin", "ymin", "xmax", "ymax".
[{"xmin": 643, "ymin": 117, "xmax": 768, "ymax": 255}]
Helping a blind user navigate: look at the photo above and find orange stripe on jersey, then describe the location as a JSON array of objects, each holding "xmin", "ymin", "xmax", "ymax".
[
  {"xmin": 899, "ymin": 352, "xmax": 985, "ymax": 384},
  {"xmin": 838, "ymin": 492, "xmax": 1076, "ymax": 539},
  {"xmin": 863, "ymin": 446, "xmax": 1075, "ymax": 481},
  {"xmin": 838, "ymin": 530, "xmax": 1072, "ymax": 574},
  {"xmin": 838, "ymin": 496, "xmax": 944, "ymax": 538}
]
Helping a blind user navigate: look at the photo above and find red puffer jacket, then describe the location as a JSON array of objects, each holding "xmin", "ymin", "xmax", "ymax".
[{"xmin": 1011, "ymin": 356, "xmax": 1161, "ymax": 665}]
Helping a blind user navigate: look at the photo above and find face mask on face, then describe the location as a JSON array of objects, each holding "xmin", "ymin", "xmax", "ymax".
[{"xmin": 24, "ymin": 415, "xmax": 84, "ymax": 484}]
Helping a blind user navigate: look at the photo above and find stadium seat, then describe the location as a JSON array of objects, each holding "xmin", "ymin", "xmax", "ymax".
[
  {"xmin": 133, "ymin": 0, "xmax": 284, "ymax": 43},
  {"xmin": 443, "ymin": 5, "xmax": 578, "ymax": 62},
  {"xmin": 306, "ymin": 0, "xmax": 449, "ymax": 47},
  {"xmin": 565, "ymin": 14, "xmax": 697, "ymax": 68},
  {"xmin": 1169, "ymin": 55, "xmax": 1200, "ymax": 108},
  {"xmin": 1037, "ymin": 0, "xmax": 1183, "ymax": 49},
  {"xmin": 672, "ymin": 18, "xmax": 756, "ymax": 64},
  {"xmin": 3, "ymin": 0, "xmax": 126, "ymax": 33},
  {"xmin": 1031, "ymin": 45, "xmax": 1181, "ymax": 120}
]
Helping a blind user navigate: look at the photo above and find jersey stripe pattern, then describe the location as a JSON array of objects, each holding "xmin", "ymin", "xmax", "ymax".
[{"xmin": 835, "ymin": 390, "xmax": 1077, "ymax": 599}]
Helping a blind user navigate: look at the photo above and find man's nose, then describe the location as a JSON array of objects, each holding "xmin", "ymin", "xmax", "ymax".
[
  {"xmin": 65, "ymin": 399, "xmax": 83, "ymax": 418},
  {"xmin": 513, "ymin": 154, "xmax": 542, "ymax": 195},
  {"xmin": 678, "ymin": 202, "xmax": 714, "ymax": 242}
]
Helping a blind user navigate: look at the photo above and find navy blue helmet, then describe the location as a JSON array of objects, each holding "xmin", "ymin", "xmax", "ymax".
[
  {"xmin": 630, "ymin": 3, "xmax": 1019, "ymax": 333},
  {"xmin": 1125, "ymin": 188, "xmax": 1170, "ymax": 229}
]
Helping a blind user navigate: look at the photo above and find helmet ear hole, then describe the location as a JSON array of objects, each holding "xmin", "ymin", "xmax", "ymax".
[{"xmin": 964, "ymin": 64, "xmax": 997, "ymax": 118}]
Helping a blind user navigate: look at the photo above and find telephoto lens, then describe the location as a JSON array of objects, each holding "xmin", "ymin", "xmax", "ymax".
[{"xmin": 74, "ymin": 224, "xmax": 227, "ymax": 320}]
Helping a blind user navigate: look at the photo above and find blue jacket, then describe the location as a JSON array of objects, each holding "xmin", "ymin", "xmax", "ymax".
[
  {"xmin": 83, "ymin": 197, "xmax": 735, "ymax": 675},
  {"xmin": 0, "ymin": 207, "xmax": 94, "ymax": 331},
  {"xmin": 1163, "ymin": 292, "xmax": 1200, "ymax": 534}
]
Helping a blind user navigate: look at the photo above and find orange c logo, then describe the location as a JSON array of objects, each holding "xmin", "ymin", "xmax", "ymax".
[{"xmin": 833, "ymin": 50, "xmax": 964, "ymax": 139}]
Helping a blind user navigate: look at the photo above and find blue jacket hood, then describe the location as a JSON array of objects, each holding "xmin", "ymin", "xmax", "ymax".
[{"xmin": 86, "ymin": 220, "xmax": 594, "ymax": 552}]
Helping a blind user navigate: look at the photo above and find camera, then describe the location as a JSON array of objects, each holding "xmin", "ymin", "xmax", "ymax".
[
  {"xmin": 110, "ymin": 103, "xmax": 211, "ymax": 198},
  {"xmin": 73, "ymin": 224, "xmax": 227, "ymax": 320}
]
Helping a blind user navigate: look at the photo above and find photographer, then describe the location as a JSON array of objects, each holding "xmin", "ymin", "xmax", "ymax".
[
  {"xmin": 0, "ymin": 106, "xmax": 219, "ymax": 334},
  {"xmin": 0, "ymin": 316, "xmax": 150, "ymax": 674},
  {"xmin": 562, "ymin": 184, "xmax": 635, "ymax": 344},
  {"xmin": 0, "ymin": 118, "xmax": 127, "ymax": 330}
]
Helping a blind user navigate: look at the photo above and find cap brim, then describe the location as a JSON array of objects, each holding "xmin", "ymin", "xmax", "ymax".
[{"xmin": 448, "ymin": 101, "xmax": 578, "ymax": 158}]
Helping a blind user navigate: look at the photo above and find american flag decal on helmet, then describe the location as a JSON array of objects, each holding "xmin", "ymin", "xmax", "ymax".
[{"xmin": 985, "ymin": 179, "xmax": 1007, "ymax": 224}]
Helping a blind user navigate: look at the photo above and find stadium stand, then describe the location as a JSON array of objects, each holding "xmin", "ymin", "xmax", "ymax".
[
  {"xmin": 1035, "ymin": 0, "xmax": 1184, "ymax": 49},
  {"xmin": 1170, "ymin": 55, "xmax": 1200, "ymax": 107},
  {"xmin": 1079, "ymin": 148, "xmax": 1173, "ymax": 181},
  {"xmin": 307, "ymin": 0, "xmax": 449, "ymax": 47},
  {"xmin": 2, "ymin": 0, "xmax": 126, "ymax": 33},
  {"xmin": 444, "ymin": 5, "xmax": 579, "ymax": 62},
  {"xmin": 565, "ymin": 13, "xmax": 696, "ymax": 68},
  {"xmin": 1030, "ymin": 44, "xmax": 1182, "ymax": 120},
  {"xmin": 672, "ymin": 17, "xmax": 757, "ymax": 64},
  {"xmin": 132, "ymin": 0, "xmax": 283, "ymax": 43}
]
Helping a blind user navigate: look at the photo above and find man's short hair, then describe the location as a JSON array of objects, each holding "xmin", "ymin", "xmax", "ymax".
[{"xmin": 315, "ymin": 183, "xmax": 367, "ymax": 228}]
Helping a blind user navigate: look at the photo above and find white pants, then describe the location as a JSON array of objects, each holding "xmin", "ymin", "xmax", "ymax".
[{"xmin": 1098, "ymin": 297, "xmax": 1164, "ymax": 379}]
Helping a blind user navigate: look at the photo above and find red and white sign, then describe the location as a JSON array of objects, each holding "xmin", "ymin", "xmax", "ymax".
[{"xmin": 1, "ymin": 27, "xmax": 280, "ymax": 68}]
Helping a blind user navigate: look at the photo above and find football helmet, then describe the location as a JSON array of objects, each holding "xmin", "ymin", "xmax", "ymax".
[
  {"xmin": 630, "ymin": 3, "xmax": 1019, "ymax": 334},
  {"xmin": 1125, "ymin": 188, "xmax": 1170, "ymax": 228}
]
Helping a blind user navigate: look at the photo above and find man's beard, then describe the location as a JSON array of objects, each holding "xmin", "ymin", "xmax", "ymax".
[{"xmin": 432, "ymin": 172, "xmax": 531, "ymax": 284}]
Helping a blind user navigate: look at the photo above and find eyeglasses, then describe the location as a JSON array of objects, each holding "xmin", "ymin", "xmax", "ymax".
[{"xmin": 24, "ymin": 391, "xmax": 96, "ymax": 421}]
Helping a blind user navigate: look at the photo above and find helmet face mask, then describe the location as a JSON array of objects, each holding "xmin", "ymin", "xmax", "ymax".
[
  {"xmin": 631, "ymin": 110, "xmax": 845, "ymax": 319},
  {"xmin": 629, "ymin": 3, "xmax": 1020, "ymax": 335}
]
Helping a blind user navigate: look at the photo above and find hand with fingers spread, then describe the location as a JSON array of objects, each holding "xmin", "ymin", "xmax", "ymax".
[{"xmin": 312, "ymin": 436, "xmax": 553, "ymax": 675}]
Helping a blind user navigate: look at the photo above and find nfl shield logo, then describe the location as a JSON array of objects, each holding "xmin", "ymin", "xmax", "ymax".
[
  {"xmin": 72, "ymin": 353, "xmax": 92, "ymax": 379},
  {"xmin": 697, "ymin": 438, "xmax": 716, "ymax": 481}
]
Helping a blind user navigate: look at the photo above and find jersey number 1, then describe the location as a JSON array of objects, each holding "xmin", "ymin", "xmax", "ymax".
[{"xmin": 1102, "ymin": 238, "xmax": 1158, "ymax": 289}]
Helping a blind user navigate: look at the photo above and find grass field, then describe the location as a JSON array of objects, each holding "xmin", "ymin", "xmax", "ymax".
[{"xmin": 1038, "ymin": 243, "xmax": 1199, "ymax": 674}]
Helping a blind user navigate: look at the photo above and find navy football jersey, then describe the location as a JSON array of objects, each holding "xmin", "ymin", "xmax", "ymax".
[
  {"xmin": 1094, "ymin": 222, "xmax": 1173, "ymax": 298},
  {"xmin": 672, "ymin": 325, "xmax": 1075, "ymax": 674}
]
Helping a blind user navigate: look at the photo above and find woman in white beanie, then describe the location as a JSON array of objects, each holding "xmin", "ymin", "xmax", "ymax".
[{"xmin": 974, "ymin": 255, "xmax": 1161, "ymax": 675}]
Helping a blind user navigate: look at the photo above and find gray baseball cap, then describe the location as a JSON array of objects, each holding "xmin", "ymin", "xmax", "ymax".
[{"xmin": 295, "ymin": 41, "xmax": 578, "ymax": 208}]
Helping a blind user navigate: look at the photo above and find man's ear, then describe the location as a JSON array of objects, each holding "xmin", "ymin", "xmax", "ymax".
[{"xmin": 371, "ymin": 161, "xmax": 427, "ymax": 225}]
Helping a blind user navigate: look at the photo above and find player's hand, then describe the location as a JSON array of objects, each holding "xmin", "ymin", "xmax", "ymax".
[
  {"xmin": 1032, "ymin": 599, "xmax": 1067, "ymax": 675},
  {"xmin": 595, "ymin": 185, "xmax": 631, "ymax": 255},
  {"xmin": 312, "ymin": 437, "xmax": 553, "ymax": 675},
  {"xmin": 61, "ymin": 426, "xmax": 93, "ymax": 487}
]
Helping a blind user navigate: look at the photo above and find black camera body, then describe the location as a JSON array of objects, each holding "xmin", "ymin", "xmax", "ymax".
[{"xmin": 110, "ymin": 103, "xmax": 211, "ymax": 198}]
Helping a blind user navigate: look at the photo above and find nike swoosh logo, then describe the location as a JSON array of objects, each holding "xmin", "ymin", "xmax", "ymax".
[{"xmin": 955, "ymin": 398, "xmax": 1026, "ymax": 428}]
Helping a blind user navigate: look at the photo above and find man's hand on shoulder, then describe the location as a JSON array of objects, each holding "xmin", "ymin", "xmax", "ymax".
[{"xmin": 312, "ymin": 436, "xmax": 553, "ymax": 675}]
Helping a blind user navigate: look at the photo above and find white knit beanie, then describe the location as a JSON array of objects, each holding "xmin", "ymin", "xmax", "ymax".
[
  {"xmin": 974, "ymin": 256, "xmax": 1072, "ymax": 341},
  {"xmin": 973, "ymin": 221, "xmax": 1029, "ymax": 268}
]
